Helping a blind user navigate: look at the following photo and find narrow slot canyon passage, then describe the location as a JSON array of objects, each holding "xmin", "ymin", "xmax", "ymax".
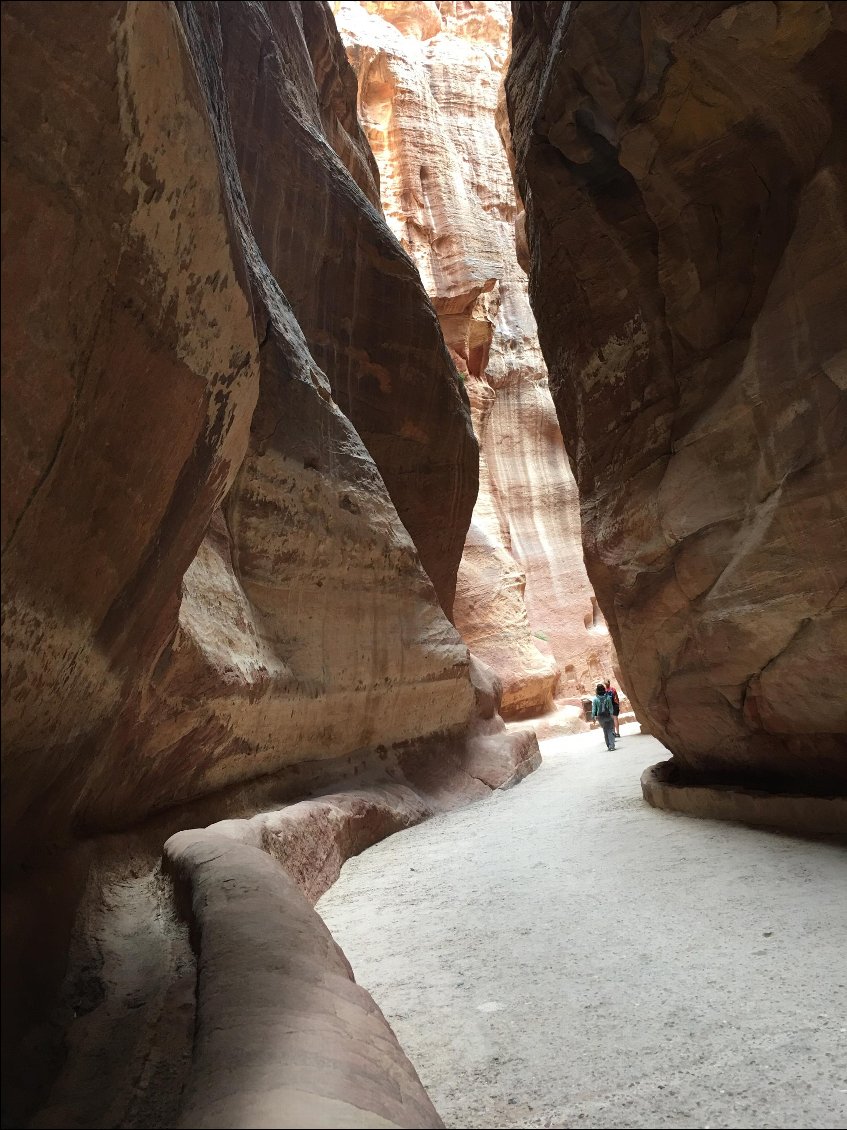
[
  {"xmin": 2, "ymin": 0, "xmax": 845, "ymax": 1127},
  {"xmin": 334, "ymin": 0, "xmax": 620, "ymax": 727},
  {"xmin": 319, "ymin": 728, "xmax": 847, "ymax": 1130}
]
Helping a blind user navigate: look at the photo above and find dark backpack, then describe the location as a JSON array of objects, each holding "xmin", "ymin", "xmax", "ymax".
[{"xmin": 597, "ymin": 693, "xmax": 612, "ymax": 718}]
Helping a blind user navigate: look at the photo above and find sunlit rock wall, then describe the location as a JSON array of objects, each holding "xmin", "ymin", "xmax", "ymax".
[{"xmin": 336, "ymin": 0, "xmax": 618, "ymax": 717}]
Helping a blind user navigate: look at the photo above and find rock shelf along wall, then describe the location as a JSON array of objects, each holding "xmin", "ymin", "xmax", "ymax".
[
  {"xmin": 508, "ymin": 0, "xmax": 847, "ymax": 788},
  {"xmin": 335, "ymin": 0, "xmax": 620, "ymax": 719}
]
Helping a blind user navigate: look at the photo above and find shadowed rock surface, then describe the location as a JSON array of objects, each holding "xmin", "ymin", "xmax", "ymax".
[
  {"xmin": 219, "ymin": 0, "xmax": 478, "ymax": 619},
  {"xmin": 508, "ymin": 0, "xmax": 847, "ymax": 789},
  {"xmin": 165, "ymin": 830, "xmax": 445, "ymax": 1129},
  {"xmin": 2, "ymin": 0, "xmax": 483, "ymax": 860}
]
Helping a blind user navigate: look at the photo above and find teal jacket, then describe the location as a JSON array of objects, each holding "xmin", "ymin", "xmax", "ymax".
[{"xmin": 592, "ymin": 693, "xmax": 612, "ymax": 720}]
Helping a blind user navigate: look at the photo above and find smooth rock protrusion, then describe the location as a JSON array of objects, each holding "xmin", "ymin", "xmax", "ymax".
[{"xmin": 165, "ymin": 830, "xmax": 444, "ymax": 1128}]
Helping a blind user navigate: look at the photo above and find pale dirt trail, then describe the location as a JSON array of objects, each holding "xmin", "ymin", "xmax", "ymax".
[{"xmin": 317, "ymin": 726, "xmax": 847, "ymax": 1130}]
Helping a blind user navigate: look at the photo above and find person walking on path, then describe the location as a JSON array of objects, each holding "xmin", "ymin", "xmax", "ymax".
[
  {"xmin": 605, "ymin": 678, "xmax": 622, "ymax": 738},
  {"xmin": 592, "ymin": 682, "xmax": 616, "ymax": 750}
]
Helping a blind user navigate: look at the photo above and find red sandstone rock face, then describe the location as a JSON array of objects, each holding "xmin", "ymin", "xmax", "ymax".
[
  {"xmin": 221, "ymin": 0, "xmax": 477, "ymax": 619},
  {"xmin": 3, "ymin": 2, "xmax": 537, "ymax": 1119},
  {"xmin": 508, "ymin": 1, "xmax": 847, "ymax": 787},
  {"xmin": 1, "ymin": 0, "xmax": 260, "ymax": 859},
  {"xmin": 337, "ymin": 0, "xmax": 619, "ymax": 718},
  {"xmin": 0, "ymin": 0, "xmax": 490, "ymax": 858}
]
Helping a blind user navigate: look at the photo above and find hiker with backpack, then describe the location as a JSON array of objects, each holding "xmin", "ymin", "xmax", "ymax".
[
  {"xmin": 604, "ymin": 678, "xmax": 622, "ymax": 738},
  {"xmin": 592, "ymin": 682, "xmax": 616, "ymax": 750}
]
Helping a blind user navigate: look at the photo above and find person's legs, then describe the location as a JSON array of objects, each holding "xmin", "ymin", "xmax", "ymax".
[
  {"xmin": 614, "ymin": 706, "xmax": 621, "ymax": 737},
  {"xmin": 602, "ymin": 719, "xmax": 615, "ymax": 750}
]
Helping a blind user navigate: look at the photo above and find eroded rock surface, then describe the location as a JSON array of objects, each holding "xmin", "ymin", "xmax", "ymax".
[
  {"xmin": 1, "ymin": 1, "xmax": 536, "ymax": 1123},
  {"xmin": 336, "ymin": 0, "xmax": 619, "ymax": 718},
  {"xmin": 1, "ymin": 0, "xmax": 261, "ymax": 864},
  {"xmin": 219, "ymin": 0, "xmax": 478, "ymax": 620},
  {"xmin": 0, "ymin": 0, "xmax": 481, "ymax": 863},
  {"xmin": 165, "ymin": 830, "xmax": 444, "ymax": 1129},
  {"xmin": 509, "ymin": 0, "xmax": 847, "ymax": 787}
]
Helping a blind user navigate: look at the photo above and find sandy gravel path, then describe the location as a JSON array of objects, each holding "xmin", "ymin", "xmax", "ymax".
[{"xmin": 317, "ymin": 726, "xmax": 847, "ymax": 1129}]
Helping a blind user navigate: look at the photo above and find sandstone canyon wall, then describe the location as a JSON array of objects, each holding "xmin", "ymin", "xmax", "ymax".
[
  {"xmin": 508, "ymin": 0, "xmax": 847, "ymax": 788},
  {"xmin": 2, "ymin": 0, "xmax": 489, "ymax": 857},
  {"xmin": 336, "ymin": 0, "xmax": 619, "ymax": 719},
  {"xmin": 1, "ymin": 2, "xmax": 539, "ymax": 1123}
]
